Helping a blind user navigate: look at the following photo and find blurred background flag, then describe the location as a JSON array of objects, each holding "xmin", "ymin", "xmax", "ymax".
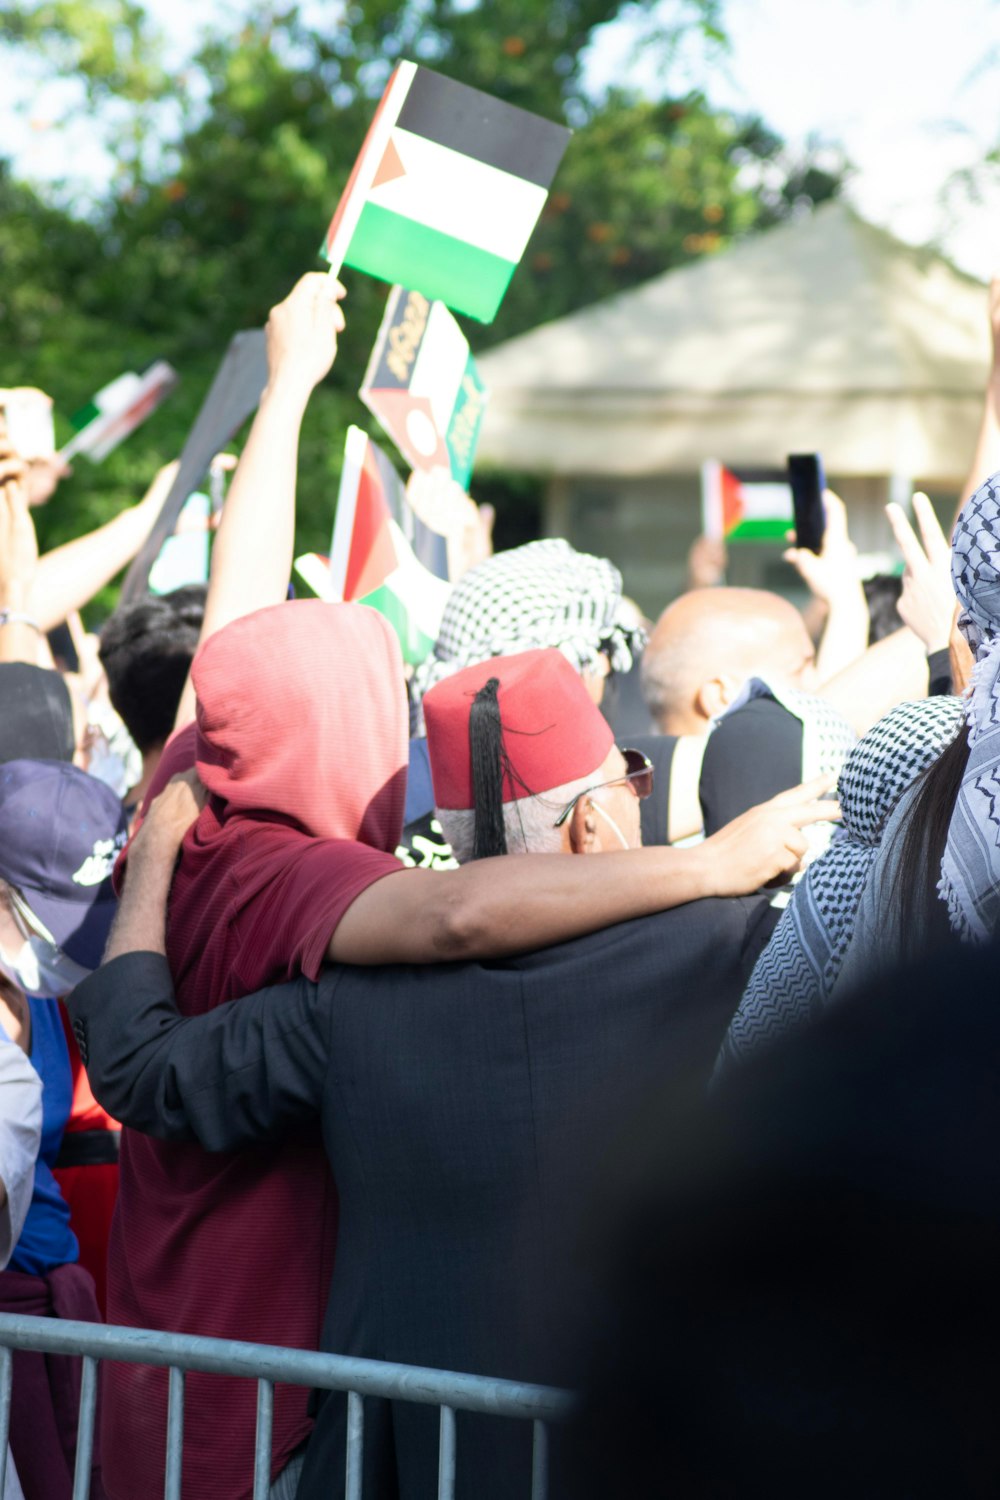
[
  {"xmin": 701, "ymin": 459, "xmax": 794, "ymax": 542},
  {"xmin": 330, "ymin": 425, "xmax": 452, "ymax": 663},
  {"xmin": 321, "ymin": 63, "xmax": 571, "ymax": 322},
  {"xmin": 61, "ymin": 361, "xmax": 179, "ymax": 462},
  {"xmin": 361, "ymin": 285, "xmax": 488, "ymax": 489}
]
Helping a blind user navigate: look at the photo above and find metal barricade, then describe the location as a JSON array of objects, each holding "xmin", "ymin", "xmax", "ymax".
[{"xmin": 0, "ymin": 1312, "xmax": 574, "ymax": 1500}]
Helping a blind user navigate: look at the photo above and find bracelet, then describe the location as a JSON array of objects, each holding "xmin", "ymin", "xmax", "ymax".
[{"xmin": 0, "ymin": 609, "xmax": 41, "ymax": 633}]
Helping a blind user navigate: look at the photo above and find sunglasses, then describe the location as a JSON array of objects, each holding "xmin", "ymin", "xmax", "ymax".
[{"xmin": 552, "ymin": 747, "xmax": 654, "ymax": 829}]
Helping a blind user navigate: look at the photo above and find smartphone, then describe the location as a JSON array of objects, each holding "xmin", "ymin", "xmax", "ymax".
[{"xmin": 787, "ymin": 453, "xmax": 826, "ymax": 555}]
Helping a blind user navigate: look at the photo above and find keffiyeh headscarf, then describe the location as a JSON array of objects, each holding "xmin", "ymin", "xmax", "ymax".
[
  {"xmin": 716, "ymin": 695, "xmax": 963, "ymax": 1077},
  {"xmin": 941, "ymin": 473, "xmax": 1000, "ymax": 943},
  {"xmin": 411, "ymin": 539, "xmax": 646, "ymax": 714}
]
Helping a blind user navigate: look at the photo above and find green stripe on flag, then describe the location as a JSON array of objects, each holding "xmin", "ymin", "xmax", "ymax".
[
  {"xmin": 727, "ymin": 518, "xmax": 791, "ymax": 542},
  {"xmin": 361, "ymin": 582, "xmax": 437, "ymax": 664},
  {"xmin": 70, "ymin": 401, "xmax": 101, "ymax": 432},
  {"xmin": 345, "ymin": 202, "xmax": 516, "ymax": 323}
]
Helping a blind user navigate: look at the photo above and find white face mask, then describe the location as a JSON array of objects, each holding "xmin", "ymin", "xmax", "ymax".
[
  {"xmin": 0, "ymin": 935, "xmax": 91, "ymax": 1000},
  {"xmin": 591, "ymin": 800, "xmax": 632, "ymax": 851}
]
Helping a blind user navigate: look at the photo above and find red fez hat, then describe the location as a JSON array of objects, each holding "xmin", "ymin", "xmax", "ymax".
[{"xmin": 425, "ymin": 648, "xmax": 613, "ymax": 813}]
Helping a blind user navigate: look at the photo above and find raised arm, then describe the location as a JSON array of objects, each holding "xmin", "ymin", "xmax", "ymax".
[
  {"xmin": 783, "ymin": 491, "xmax": 869, "ymax": 684},
  {"xmin": 172, "ymin": 273, "xmax": 346, "ymax": 730},
  {"xmin": 0, "ymin": 451, "xmax": 42, "ymax": 666},
  {"xmin": 328, "ymin": 777, "xmax": 840, "ymax": 964},
  {"xmin": 28, "ymin": 462, "xmax": 179, "ymax": 632},
  {"xmin": 954, "ymin": 275, "xmax": 1000, "ymax": 526},
  {"xmin": 68, "ymin": 774, "xmax": 329, "ymax": 1149}
]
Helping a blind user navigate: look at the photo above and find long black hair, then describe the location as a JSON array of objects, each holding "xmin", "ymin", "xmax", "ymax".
[{"xmin": 889, "ymin": 722, "xmax": 971, "ymax": 944}]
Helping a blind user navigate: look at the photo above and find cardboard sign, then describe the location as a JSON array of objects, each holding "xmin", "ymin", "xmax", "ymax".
[{"xmin": 361, "ymin": 286, "xmax": 488, "ymax": 489}]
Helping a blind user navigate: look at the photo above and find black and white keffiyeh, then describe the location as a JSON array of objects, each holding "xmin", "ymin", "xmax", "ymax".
[
  {"xmin": 410, "ymin": 539, "xmax": 645, "ymax": 714},
  {"xmin": 940, "ymin": 473, "xmax": 1000, "ymax": 943},
  {"xmin": 715, "ymin": 695, "xmax": 963, "ymax": 1077}
]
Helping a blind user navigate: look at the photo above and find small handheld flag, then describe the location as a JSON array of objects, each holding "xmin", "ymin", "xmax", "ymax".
[
  {"xmin": 322, "ymin": 63, "xmax": 571, "ymax": 323},
  {"xmin": 361, "ymin": 286, "xmax": 488, "ymax": 488},
  {"xmin": 701, "ymin": 460, "xmax": 794, "ymax": 543},
  {"xmin": 61, "ymin": 362, "xmax": 179, "ymax": 463},
  {"xmin": 330, "ymin": 426, "xmax": 451, "ymax": 664}
]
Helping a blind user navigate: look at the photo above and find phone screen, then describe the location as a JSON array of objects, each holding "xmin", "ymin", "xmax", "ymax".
[{"xmin": 787, "ymin": 453, "xmax": 826, "ymax": 555}]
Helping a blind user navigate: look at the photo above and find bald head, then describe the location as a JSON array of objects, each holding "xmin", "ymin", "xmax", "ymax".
[{"xmin": 641, "ymin": 588, "xmax": 816, "ymax": 735}]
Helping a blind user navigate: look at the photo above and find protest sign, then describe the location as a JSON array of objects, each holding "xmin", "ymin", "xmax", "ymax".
[
  {"xmin": 322, "ymin": 63, "xmax": 570, "ymax": 323},
  {"xmin": 701, "ymin": 460, "xmax": 794, "ymax": 542},
  {"xmin": 361, "ymin": 285, "xmax": 488, "ymax": 488},
  {"xmin": 61, "ymin": 362, "xmax": 179, "ymax": 463},
  {"xmin": 330, "ymin": 425, "xmax": 451, "ymax": 664},
  {"xmin": 121, "ymin": 330, "xmax": 268, "ymax": 604}
]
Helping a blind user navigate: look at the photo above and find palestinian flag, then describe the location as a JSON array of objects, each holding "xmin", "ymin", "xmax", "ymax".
[
  {"xmin": 322, "ymin": 63, "xmax": 571, "ymax": 323},
  {"xmin": 701, "ymin": 460, "xmax": 793, "ymax": 543},
  {"xmin": 62, "ymin": 362, "xmax": 179, "ymax": 463},
  {"xmin": 361, "ymin": 285, "xmax": 488, "ymax": 488},
  {"xmin": 330, "ymin": 426, "xmax": 452, "ymax": 664}
]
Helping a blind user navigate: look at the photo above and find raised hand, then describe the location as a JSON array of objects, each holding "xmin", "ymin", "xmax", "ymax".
[
  {"xmin": 265, "ymin": 272, "xmax": 347, "ymax": 399},
  {"xmin": 783, "ymin": 489, "xmax": 860, "ymax": 604},
  {"xmin": 886, "ymin": 492, "xmax": 956, "ymax": 654}
]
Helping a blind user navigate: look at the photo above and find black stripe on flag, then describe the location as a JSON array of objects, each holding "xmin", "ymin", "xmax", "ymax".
[{"xmin": 397, "ymin": 66, "xmax": 570, "ymax": 190}]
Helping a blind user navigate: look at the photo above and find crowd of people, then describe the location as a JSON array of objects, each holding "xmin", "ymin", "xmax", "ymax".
[{"xmin": 1, "ymin": 264, "xmax": 1000, "ymax": 1499}]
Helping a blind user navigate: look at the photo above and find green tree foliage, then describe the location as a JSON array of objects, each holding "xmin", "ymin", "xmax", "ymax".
[{"xmin": 0, "ymin": 0, "xmax": 846, "ymax": 597}]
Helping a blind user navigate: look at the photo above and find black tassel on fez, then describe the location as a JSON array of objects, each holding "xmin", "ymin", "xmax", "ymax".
[{"xmin": 469, "ymin": 678, "xmax": 508, "ymax": 859}]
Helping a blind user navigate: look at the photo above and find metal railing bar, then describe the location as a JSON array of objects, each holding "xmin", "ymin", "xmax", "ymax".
[
  {"xmin": 345, "ymin": 1390, "xmax": 364, "ymax": 1500},
  {"xmin": 531, "ymin": 1419, "xmax": 548, "ymax": 1500},
  {"xmin": 0, "ymin": 1315, "xmax": 574, "ymax": 1422},
  {"xmin": 163, "ymin": 1366, "xmax": 185, "ymax": 1500},
  {"xmin": 437, "ymin": 1405, "xmax": 456, "ymax": 1500},
  {"xmin": 252, "ymin": 1379, "xmax": 274, "ymax": 1500},
  {"xmin": 0, "ymin": 1345, "xmax": 10, "ymax": 1499},
  {"xmin": 71, "ymin": 1355, "xmax": 98, "ymax": 1500}
]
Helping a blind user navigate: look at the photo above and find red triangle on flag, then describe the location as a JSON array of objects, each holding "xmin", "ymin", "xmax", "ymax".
[
  {"xmin": 344, "ymin": 448, "xmax": 400, "ymax": 600},
  {"xmin": 372, "ymin": 137, "xmax": 406, "ymax": 190}
]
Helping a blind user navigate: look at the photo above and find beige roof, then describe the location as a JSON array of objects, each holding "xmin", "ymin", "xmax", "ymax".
[{"xmin": 475, "ymin": 202, "xmax": 991, "ymax": 480}]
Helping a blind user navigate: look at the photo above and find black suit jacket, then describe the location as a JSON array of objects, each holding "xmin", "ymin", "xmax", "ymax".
[{"xmin": 70, "ymin": 896, "xmax": 776, "ymax": 1500}]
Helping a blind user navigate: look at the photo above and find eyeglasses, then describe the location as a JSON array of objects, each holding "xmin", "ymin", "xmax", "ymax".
[
  {"xmin": 7, "ymin": 886, "xmax": 57, "ymax": 947},
  {"xmin": 552, "ymin": 747, "xmax": 654, "ymax": 828}
]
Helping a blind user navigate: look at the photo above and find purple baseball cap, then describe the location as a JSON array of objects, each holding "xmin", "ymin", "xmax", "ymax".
[{"xmin": 0, "ymin": 760, "xmax": 128, "ymax": 970}]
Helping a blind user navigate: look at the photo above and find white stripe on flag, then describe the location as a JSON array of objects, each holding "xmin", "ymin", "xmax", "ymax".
[
  {"xmin": 370, "ymin": 127, "xmax": 549, "ymax": 263},
  {"xmin": 410, "ymin": 301, "xmax": 469, "ymax": 432},
  {"xmin": 329, "ymin": 424, "xmax": 369, "ymax": 599},
  {"xmin": 740, "ymin": 482, "xmax": 791, "ymax": 521}
]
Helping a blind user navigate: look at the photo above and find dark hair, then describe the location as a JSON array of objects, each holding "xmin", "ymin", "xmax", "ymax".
[
  {"xmin": 469, "ymin": 678, "xmax": 508, "ymax": 859},
  {"xmin": 891, "ymin": 722, "xmax": 971, "ymax": 942},
  {"xmin": 99, "ymin": 585, "xmax": 206, "ymax": 753},
  {"xmin": 863, "ymin": 574, "xmax": 904, "ymax": 644}
]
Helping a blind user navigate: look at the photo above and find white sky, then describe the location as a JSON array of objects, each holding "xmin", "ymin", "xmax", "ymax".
[{"xmin": 5, "ymin": 0, "xmax": 1000, "ymax": 277}]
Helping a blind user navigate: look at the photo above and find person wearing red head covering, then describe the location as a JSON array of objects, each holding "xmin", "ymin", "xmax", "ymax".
[
  {"xmin": 105, "ymin": 599, "xmax": 837, "ymax": 1500},
  {"xmin": 425, "ymin": 649, "xmax": 652, "ymax": 862}
]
